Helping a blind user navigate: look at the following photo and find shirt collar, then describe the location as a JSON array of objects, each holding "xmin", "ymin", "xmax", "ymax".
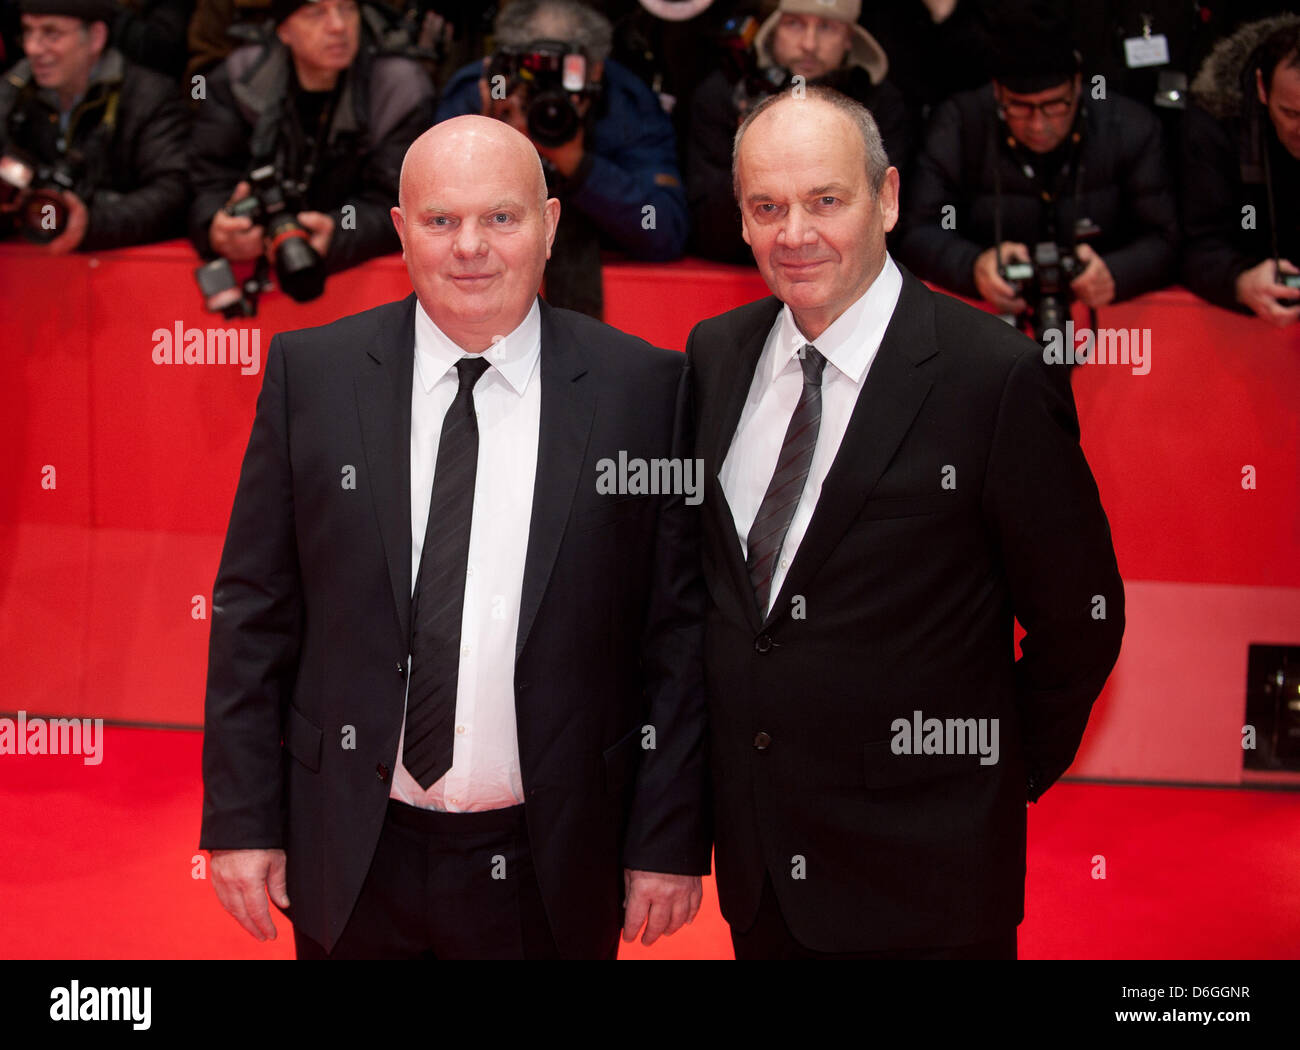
[
  {"xmin": 413, "ymin": 297, "xmax": 541, "ymax": 397},
  {"xmin": 769, "ymin": 253, "xmax": 903, "ymax": 387}
]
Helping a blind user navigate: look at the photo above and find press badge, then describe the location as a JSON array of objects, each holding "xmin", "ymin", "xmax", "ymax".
[{"xmin": 1124, "ymin": 32, "xmax": 1170, "ymax": 68}]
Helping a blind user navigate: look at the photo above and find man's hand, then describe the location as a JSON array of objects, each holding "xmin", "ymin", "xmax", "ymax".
[
  {"xmin": 210, "ymin": 847, "xmax": 289, "ymax": 941},
  {"xmin": 1235, "ymin": 257, "xmax": 1300, "ymax": 327},
  {"xmin": 621, "ymin": 869, "xmax": 702, "ymax": 946},
  {"xmin": 478, "ymin": 78, "xmax": 588, "ymax": 179},
  {"xmin": 974, "ymin": 241, "xmax": 1029, "ymax": 314},
  {"xmin": 292, "ymin": 210, "xmax": 335, "ymax": 261},
  {"xmin": 209, "ymin": 181, "xmax": 266, "ymax": 262},
  {"xmin": 1069, "ymin": 243, "xmax": 1115, "ymax": 308},
  {"xmin": 42, "ymin": 191, "xmax": 88, "ymax": 254}
]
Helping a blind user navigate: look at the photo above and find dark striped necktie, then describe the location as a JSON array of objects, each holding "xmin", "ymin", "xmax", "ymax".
[
  {"xmin": 403, "ymin": 355, "xmax": 491, "ymax": 790},
  {"xmin": 746, "ymin": 344, "xmax": 827, "ymax": 617}
]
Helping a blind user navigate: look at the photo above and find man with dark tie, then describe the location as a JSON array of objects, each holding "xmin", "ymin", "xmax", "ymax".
[
  {"xmin": 200, "ymin": 115, "xmax": 709, "ymax": 959},
  {"xmin": 686, "ymin": 86, "xmax": 1125, "ymax": 959}
]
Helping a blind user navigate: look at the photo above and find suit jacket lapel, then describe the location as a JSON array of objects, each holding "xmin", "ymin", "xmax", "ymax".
[
  {"xmin": 354, "ymin": 293, "xmax": 417, "ymax": 646},
  {"xmin": 516, "ymin": 299, "xmax": 596, "ymax": 661},
  {"xmin": 764, "ymin": 270, "xmax": 940, "ymax": 629},
  {"xmin": 703, "ymin": 297, "xmax": 782, "ymax": 633}
]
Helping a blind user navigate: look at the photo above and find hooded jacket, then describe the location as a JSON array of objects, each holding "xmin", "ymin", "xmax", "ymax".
[
  {"xmin": 187, "ymin": 37, "xmax": 435, "ymax": 274},
  {"xmin": 1181, "ymin": 14, "xmax": 1300, "ymax": 311},
  {"xmin": 0, "ymin": 48, "xmax": 190, "ymax": 250}
]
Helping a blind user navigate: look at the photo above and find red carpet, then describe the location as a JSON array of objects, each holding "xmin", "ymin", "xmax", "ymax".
[{"xmin": 1, "ymin": 726, "xmax": 1295, "ymax": 959}]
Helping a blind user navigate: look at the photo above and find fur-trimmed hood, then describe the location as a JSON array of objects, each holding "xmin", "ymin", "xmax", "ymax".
[{"xmin": 1191, "ymin": 13, "xmax": 1300, "ymax": 121}]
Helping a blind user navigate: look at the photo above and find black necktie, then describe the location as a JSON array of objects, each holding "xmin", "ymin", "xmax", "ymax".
[
  {"xmin": 404, "ymin": 355, "xmax": 491, "ymax": 790},
  {"xmin": 746, "ymin": 344, "xmax": 827, "ymax": 617}
]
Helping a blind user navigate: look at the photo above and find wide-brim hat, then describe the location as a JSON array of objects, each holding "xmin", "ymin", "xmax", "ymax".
[{"xmin": 753, "ymin": 0, "xmax": 888, "ymax": 85}]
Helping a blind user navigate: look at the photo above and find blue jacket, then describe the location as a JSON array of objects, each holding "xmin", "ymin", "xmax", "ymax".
[{"xmin": 437, "ymin": 57, "xmax": 687, "ymax": 261}]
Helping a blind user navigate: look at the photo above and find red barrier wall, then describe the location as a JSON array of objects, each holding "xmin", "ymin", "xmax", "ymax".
[{"xmin": 2, "ymin": 240, "xmax": 1297, "ymax": 784}]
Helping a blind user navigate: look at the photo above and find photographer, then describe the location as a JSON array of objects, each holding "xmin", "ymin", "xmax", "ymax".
[
  {"xmin": 435, "ymin": 0, "xmax": 686, "ymax": 315},
  {"xmin": 188, "ymin": 0, "xmax": 434, "ymax": 291},
  {"xmin": 685, "ymin": 0, "xmax": 911, "ymax": 264},
  {"xmin": 897, "ymin": 10, "xmax": 1177, "ymax": 327},
  {"xmin": 1182, "ymin": 16, "xmax": 1300, "ymax": 327},
  {"xmin": 0, "ymin": 0, "xmax": 189, "ymax": 252}
]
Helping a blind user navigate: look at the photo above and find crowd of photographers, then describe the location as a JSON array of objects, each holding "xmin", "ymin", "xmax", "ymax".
[{"xmin": 1, "ymin": 0, "xmax": 1297, "ymax": 328}]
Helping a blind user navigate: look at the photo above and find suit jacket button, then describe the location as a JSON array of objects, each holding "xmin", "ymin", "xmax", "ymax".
[
  {"xmin": 753, "ymin": 732, "xmax": 771, "ymax": 751},
  {"xmin": 754, "ymin": 634, "xmax": 773, "ymax": 653},
  {"xmin": 376, "ymin": 763, "xmax": 390, "ymax": 783},
  {"xmin": 396, "ymin": 662, "xmax": 405, "ymax": 676}
]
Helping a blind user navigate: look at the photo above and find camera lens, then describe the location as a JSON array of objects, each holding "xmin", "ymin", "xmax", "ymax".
[
  {"xmin": 20, "ymin": 188, "xmax": 66, "ymax": 244},
  {"xmin": 527, "ymin": 89, "xmax": 580, "ymax": 148},
  {"xmin": 266, "ymin": 213, "xmax": 325, "ymax": 302}
]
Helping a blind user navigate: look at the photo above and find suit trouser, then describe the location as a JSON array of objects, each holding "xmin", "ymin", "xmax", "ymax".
[
  {"xmin": 294, "ymin": 798, "xmax": 564, "ymax": 960},
  {"xmin": 730, "ymin": 873, "xmax": 1018, "ymax": 960}
]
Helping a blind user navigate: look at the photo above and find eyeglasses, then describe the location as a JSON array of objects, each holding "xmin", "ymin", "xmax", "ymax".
[{"xmin": 1001, "ymin": 95, "xmax": 1075, "ymax": 119}]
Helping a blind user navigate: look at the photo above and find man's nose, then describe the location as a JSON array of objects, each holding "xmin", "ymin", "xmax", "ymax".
[
  {"xmin": 777, "ymin": 207, "xmax": 815, "ymax": 247},
  {"xmin": 452, "ymin": 224, "xmax": 486, "ymax": 257},
  {"xmin": 800, "ymin": 24, "xmax": 818, "ymax": 50}
]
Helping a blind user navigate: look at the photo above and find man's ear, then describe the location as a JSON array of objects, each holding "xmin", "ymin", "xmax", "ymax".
[
  {"xmin": 878, "ymin": 165, "xmax": 901, "ymax": 234},
  {"xmin": 1257, "ymin": 67, "xmax": 1269, "ymax": 106},
  {"xmin": 89, "ymin": 20, "xmax": 109, "ymax": 53},
  {"xmin": 543, "ymin": 197, "xmax": 561, "ymax": 258},
  {"xmin": 589, "ymin": 60, "xmax": 604, "ymax": 86},
  {"xmin": 390, "ymin": 205, "xmax": 405, "ymax": 255}
]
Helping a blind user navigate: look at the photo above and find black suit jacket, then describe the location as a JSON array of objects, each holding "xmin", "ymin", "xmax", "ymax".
[
  {"xmin": 200, "ymin": 294, "xmax": 711, "ymax": 957},
  {"xmin": 686, "ymin": 266, "xmax": 1124, "ymax": 952}
]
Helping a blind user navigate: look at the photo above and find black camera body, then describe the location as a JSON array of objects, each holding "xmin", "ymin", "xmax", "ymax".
[
  {"xmin": 485, "ymin": 40, "xmax": 595, "ymax": 148},
  {"xmin": 226, "ymin": 163, "xmax": 325, "ymax": 303},
  {"xmin": 1002, "ymin": 241, "xmax": 1080, "ymax": 339},
  {"xmin": 0, "ymin": 150, "xmax": 76, "ymax": 244}
]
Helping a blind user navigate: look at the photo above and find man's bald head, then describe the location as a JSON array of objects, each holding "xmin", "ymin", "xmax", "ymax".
[
  {"xmin": 399, "ymin": 115, "xmax": 548, "ymax": 214},
  {"xmin": 390, "ymin": 114, "xmax": 561, "ymax": 353}
]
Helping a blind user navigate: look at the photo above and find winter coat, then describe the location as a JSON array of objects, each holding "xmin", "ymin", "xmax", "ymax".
[
  {"xmin": 0, "ymin": 47, "xmax": 190, "ymax": 250},
  {"xmin": 1181, "ymin": 13, "xmax": 1300, "ymax": 311},
  {"xmin": 187, "ymin": 37, "xmax": 434, "ymax": 274},
  {"xmin": 898, "ymin": 84, "xmax": 1178, "ymax": 302}
]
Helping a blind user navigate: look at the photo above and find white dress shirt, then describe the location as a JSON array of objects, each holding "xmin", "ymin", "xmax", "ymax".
[
  {"xmin": 390, "ymin": 299, "xmax": 542, "ymax": 812},
  {"xmin": 720, "ymin": 254, "xmax": 903, "ymax": 617}
]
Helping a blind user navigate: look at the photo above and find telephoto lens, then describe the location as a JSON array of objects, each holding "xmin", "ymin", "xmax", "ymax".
[
  {"xmin": 527, "ymin": 87, "xmax": 580, "ymax": 147},
  {"xmin": 266, "ymin": 212, "xmax": 325, "ymax": 302}
]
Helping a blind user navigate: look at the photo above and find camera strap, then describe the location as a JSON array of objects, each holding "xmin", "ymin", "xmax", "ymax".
[
  {"xmin": 248, "ymin": 99, "xmax": 286, "ymax": 171},
  {"xmin": 68, "ymin": 85, "xmax": 120, "ymax": 197},
  {"xmin": 298, "ymin": 83, "xmax": 341, "ymax": 197}
]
